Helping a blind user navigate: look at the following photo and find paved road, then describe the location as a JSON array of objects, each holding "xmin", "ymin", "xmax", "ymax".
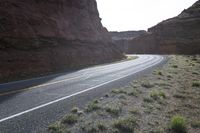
[{"xmin": 0, "ymin": 55, "xmax": 165, "ymax": 133}]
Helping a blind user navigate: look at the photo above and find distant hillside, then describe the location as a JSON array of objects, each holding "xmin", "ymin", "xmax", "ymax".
[
  {"xmin": 0, "ymin": 0, "xmax": 124, "ymax": 83},
  {"xmin": 128, "ymin": 0, "xmax": 200, "ymax": 54},
  {"xmin": 109, "ymin": 31, "xmax": 148, "ymax": 53}
]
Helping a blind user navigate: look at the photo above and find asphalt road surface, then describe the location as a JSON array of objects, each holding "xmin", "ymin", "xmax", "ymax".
[{"xmin": 0, "ymin": 55, "xmax": 166, "ymax": 133}]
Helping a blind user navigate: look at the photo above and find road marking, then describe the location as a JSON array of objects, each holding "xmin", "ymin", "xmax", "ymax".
[{"xmin": 0, "ymin": 56, "xmax": 163, "ymax": 123}]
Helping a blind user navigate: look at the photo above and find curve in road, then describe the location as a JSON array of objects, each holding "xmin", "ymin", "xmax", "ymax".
[{"xmin": 0, "ymin": 55, "xmax": 165, "ymax": 133}]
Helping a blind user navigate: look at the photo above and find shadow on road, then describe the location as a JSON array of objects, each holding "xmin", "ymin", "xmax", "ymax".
[{"xmin": 0, "ymin": 68, "xmax": 84, "ymax": 104}]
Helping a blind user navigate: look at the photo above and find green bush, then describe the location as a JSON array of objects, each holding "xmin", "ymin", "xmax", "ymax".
[{"xmin": 170, "ymin": 115, "xmax": 187, "ymax": 133}]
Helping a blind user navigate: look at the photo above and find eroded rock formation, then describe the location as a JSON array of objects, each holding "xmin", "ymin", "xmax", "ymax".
[
  {"xmin": 0, "ymin": 0, "xmax": 124, "ymax": 82},
  {"xmin": 128, "ymin": 0, "xmax": 200, "ymax": 54}
]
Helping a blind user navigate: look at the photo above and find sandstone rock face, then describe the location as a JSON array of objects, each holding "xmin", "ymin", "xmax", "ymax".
[
  {"xmin": 128, "ymin": 0, "xmax": 200, "ymax": 54},
  {"xmin": 0, "ymin": 0, "xmax": 123, "ymax": 82}
]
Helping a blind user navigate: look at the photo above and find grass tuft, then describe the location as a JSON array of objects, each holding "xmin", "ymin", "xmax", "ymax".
[
  {"xmin": 192, "ymin": 81, "xmax": 200, "ymax": 87},
  {"xmin": 129, "ymin": 108, "xmax": 140, "ymax": 115},
  {"xmin": 71, "ymin": 107, "xmax": 79, "ymax": 113},
  {"xmin": 170, "ymin": 115, "xmax": 187, "ymax": 133},
  {"xmin": 143, "ymin": 97, "xmax": 154, "ymax": 103},
  {"xmin": 85, "ymin": 100, "xmax": 101, "ymax": 112},
  {"xmin": 191, "ymin": 121, "xmax": 200, "ymax": 128},
  {"xmin": 62, "ymin": 114, "xmax": 78, "ymax": 124},
  {"xmin": 141, "ymin": 82, "xmax": 154, "ymax": 88},
  {"xmin": 105, "ymin": 105, "xmax": 122, "ymax": 116},
  {"xmin": 172, "ymin": 65, "xmax": 178, "ymax": 68},
  {"xmin": 111, "ymin": 89, "xmax": 127, "ymax": 94},
  {"xmin": 128, "ymin": 88, "xmax": 141, "ymax": 97},
  {"xmin": 113, "ymin": 117, "xmax": 137, "ymax": 133},
  {"xmin": 158, "ymin": 71, "xmax": 163, "ymax": 76},
  {"xmin": 48, "ymin": 123, "xmax": 64, "ymax": 133},
  {"xmin": 159, "ymin": 91, "xmax": 166, "ymax": 98},
  {"xmin": 82, "ymin": 121, "xmax": 107, "ymax": 133},
  {"xmin": 150, "ymin": 90, "xmax": 166, "ymax": 100}
]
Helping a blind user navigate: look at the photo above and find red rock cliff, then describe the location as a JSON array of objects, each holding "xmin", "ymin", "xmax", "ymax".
[
  {"xmin": 0, "ymin": 0, "xmax": 124, "ymax": 82},
  {"xmin": 128, "ymin": 0, "xmax": 200, "ymax": 54}
]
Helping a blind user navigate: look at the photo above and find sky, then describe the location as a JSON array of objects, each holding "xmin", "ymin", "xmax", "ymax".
[{"xmin": 96, "ymin": 0, "xmax": 197, "ymax": 31}]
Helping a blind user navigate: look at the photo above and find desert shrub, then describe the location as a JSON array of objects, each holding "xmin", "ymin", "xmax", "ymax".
[
  {"xmin": 105, "ymin": 105, "xmax": 121, "ymax": 116},
  {"xmin": 71, "ymin": 107, "xmax": 79, "ymax": 113},
  {"xmin": 85, "ymin": 100, "xmax": 101, "ymax": 112},
  {"xmin": 143, "ymin": 97, "xmax": 154, "ymax": 103},
  {"xmin": 62, "ymin": 114, "xmax": 78, "ymax": 124},
  {"xmin": 150, "ymin": 90, "xmax": 166, "ymax": 100},
  {"xmin": 82, "ymin": 121, "xmax": 107, "ymax": 133},
  {"xmin": 113, "ymin": 117, "xmax": 137, "ymax": 133},
  {"xmin": 141, "ymin": 82, "xmax": 154, "ymax": 88},
  {"xmin": 192, "ymin": 81, "xmax": 200, "ymax": 87},
  {"xmin": 170, "ymin": 115, "xmax": 187, "ymax": 133}
]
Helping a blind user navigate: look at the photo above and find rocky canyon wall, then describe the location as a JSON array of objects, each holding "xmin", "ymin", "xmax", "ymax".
[
  {"xmin": 128, "ymin": 0, "xmax": 200, "ymax": 54},
  {"xmin": 0, "ymin": 0, "xmax": 124, "ymax": 82}
]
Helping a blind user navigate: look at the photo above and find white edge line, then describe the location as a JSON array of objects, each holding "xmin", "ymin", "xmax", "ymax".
[{"xmin": 0, "ymin": 56, "xmax": 163, "ymax": 123}]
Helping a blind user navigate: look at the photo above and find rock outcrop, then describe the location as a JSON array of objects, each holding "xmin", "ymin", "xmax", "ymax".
[
  {"xmin": 0, "ymin": 0, "xmax": 124, "ymax": 82},
  {"xmin": 128, "ymin": 0, "xmax": 200, "ymax": 54}
]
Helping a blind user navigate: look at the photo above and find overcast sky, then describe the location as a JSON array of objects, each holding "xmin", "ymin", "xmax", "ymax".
[{"xmin": 96, "ymin": 0, "xmax": 197, "ymax": 31}]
